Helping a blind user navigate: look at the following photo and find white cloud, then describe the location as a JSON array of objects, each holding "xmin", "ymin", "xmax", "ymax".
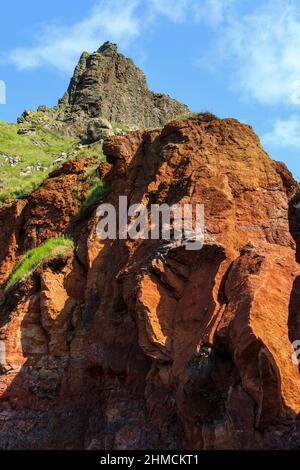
[
  {"xmin": 8, "ymin": 0, "xmax": 236, "ymax": 73},
  {"xmin": 149, "ymin": 0, "xmax": 190, "ymax": 23},
  {"xmin": 193, "ymin": 0, "xmax": 236, "ymax": 27},
  {"xmin": 9, "ymin": 0, "xmax": 141, "ymax": 72},
  {"xmin": 8, "ymin": 0, "xmax": 300, "ymax": 156},
  {"xmin": 149, "ymin": 0, "xmax": 235, "ymax": 25},
  {"xmin": 8, "ymin": 0, "xmax": 300, "ymax": 112},
  {"xmin": 262, "ymin": 116, "xmax": 300, "ymax": 149},
  {"xmin": 221, "ymin": 0, "xmax": 300, "ymax": 105}
]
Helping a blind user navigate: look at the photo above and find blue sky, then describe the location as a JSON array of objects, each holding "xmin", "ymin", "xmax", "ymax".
[{"xmin": 1, "ymin": 0, "xmax": 300, "ymax": 177}]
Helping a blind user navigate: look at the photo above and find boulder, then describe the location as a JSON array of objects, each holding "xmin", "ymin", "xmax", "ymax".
[{"xmin": 85, "ymin": 118, "xmax": 114, "ymax": 143}]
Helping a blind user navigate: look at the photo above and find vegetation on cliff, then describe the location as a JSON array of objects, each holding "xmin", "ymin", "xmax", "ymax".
[
  {"xmin": 0, "ymin": 121, "xmax": 76, "ymax": 203},
  {"xmin": 5, "ymin": 236, "xmax": 74, "ymax": 292},
  {"xmin": 79, "ymin": 180, "xmax": 109, "ymax": 214},
  {"xmin": 174, "ymin": 111, "xmax": 219, "ymax": 122},
  {"xmin": 0, "ymin": 121, "xmax": 106, "ymax": 204}
]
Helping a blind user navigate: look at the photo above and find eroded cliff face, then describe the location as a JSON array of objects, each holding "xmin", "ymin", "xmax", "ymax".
[{"xmin": 0, "ymin": 116, "xmax": 300, "ymax": 450}]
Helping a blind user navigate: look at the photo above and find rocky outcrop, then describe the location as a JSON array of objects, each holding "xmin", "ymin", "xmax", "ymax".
[
  {"xmin": 0, "ymin": 115, "xmax": 300, "ymax": 449},
  {"xmin": 18, "ymin": 42, "xmax": 189, "ymax": 139}
]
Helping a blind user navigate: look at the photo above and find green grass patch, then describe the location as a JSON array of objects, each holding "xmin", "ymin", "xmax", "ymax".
[
  {"xmin": 79, "ymin": 180, "xmax": 109, "ymax": 214},
  {"xmin": 0, "ymin": 120, "xmax": 77, "ymax": 203},
  {"xmin": 5, "ymin": 236, "xmax": 74, "ymax": 292},
  {"xmin": 0, "ymin": 122, "xmax": 106, "ymax": 204},
  {"xmin": 111, "ymin": 122, "xmax": 130, "ymax": 134},
  {"xmin": 75, "ymin": 142, "xmax": 105, "ymax": 161},
  {"xmin": 173, "ymin": 111, "xmax": 219, "ymax": 121}
]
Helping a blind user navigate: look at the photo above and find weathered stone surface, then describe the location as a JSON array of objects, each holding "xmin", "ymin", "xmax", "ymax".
[
  {"xmin": 65, "ymin": 42, "xmax": 189, "ymax": 129},
  {"xmin": 85, "ymin": 118, "xmax": 114, "ymax": 144},
  {"xmin": 0, "ymin": 116, "xmax": 300, "ymax": 449},
  {"xmin": 18, "ymin": 42, "xmax": 189, "ymax": 137}
]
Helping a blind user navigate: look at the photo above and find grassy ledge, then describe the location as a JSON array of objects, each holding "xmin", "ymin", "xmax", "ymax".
[
  {"xmin": 0, "ymin": 121, "xmax": 76, "ymax": 203},
  {"xmin": 111, "ymin": 122, "xmax": 130, "ymax": 134},
  {"xmin": 0, "ymin": 121, "xmax": 107, "ymax": 204},
  {"xmin": 5, "ymin": 236, "xmax": 74, "ymax": 292},
  {"xmin": 79, "ymin": 180, "xmax": 109, "ymax": 214},
  {"xmin": 173, "ymin": 111, "xmax": 219, "ymax": 121}
]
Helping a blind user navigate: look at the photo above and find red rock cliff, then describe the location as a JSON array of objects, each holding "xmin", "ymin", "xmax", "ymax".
[{"xmin": 0, "ymin": 116, "xmax": 300, "ymax": 450}]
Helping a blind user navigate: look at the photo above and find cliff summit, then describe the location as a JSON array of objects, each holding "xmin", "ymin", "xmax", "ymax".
[{"xmin": 18, "ymin": 41, "xmax": 190, "ymax": 138}]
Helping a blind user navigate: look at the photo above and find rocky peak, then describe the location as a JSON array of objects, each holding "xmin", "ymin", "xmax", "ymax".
[
  {"xmin": 64, "ymin": 41, "xmax": 189, "ymax": 128},
  {"xmin": 97, "ymin": 41, "xmax": 118, "ymax": 54},
  {"xmin": 18, "ymin": 42, "xmax": 190, "ymax": 136}
]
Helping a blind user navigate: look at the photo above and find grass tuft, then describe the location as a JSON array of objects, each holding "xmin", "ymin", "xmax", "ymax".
[
  {"xmin": 173, "ymin": 111, "xmax": 219, "ymax": 122},
  {"xmin": 5, "ymin": 236, "xmax": 74, "ymax": 292},
  {"xmin": 79, "ymin": 181, "xmax": 109, "ymax": 214},
  {"xmin": 111, "ymin": 122, "xmax": 130, "ymax": 134}
]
